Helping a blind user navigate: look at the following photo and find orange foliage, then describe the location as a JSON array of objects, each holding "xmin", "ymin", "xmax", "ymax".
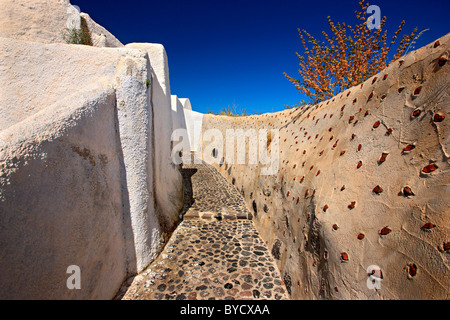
[{"xmin": 285, "ymin": 0, "xmax": 417, "ymax": 104}]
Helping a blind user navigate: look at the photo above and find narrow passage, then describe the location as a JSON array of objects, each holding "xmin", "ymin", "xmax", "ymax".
[{"xmin": 119, "ymin": 156, "xmax": 289, "ymax": 300}]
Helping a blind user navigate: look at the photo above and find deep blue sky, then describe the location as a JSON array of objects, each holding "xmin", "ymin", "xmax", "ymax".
[{"xmin": 71, "ymin": 0, "xmax": 449, "ymax": 114}]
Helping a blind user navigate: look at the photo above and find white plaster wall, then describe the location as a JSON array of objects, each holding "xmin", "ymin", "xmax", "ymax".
[
  {"xmin": 179, "ymin": 98, "xmax": 192, "ymax": 110},
  {"xmin": 183, "ymin": 108, "xmax": 204, "ymax": 152},
  {"xmin": 0, "ymin": 37, "xmax": 180, "ymax": 298},
  {"xmin": 0, "ymin": 0, "xmax": 123, "ymax": 47},
  {"xmin": 171, "ymin": 95, "xmax": 185, "ymax": 131},
  {"xmin": 0, "ymin": 85, "xmax": 128, "ymax": 299},
  {"xmin": 125, "ymin": 43, "xmax": 183, "ymax": 234},
  {"xmin": 170, "ymin": 96, "xmax": 193, "ymax": 159},
  {"xmin": 0, "ymin": 38, "xmax": 125, "ymax": 131},
  {"xmin": 0, "ymin": 38, "xmax": 160, "ymax": 273},
  {"xmin": 80, "ymin": 12, "xmax": 123, "ymax": 48}
]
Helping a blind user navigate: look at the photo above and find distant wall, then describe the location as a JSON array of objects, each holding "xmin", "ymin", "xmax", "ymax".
[
  {"xmin": 0, "ymin": 0, "xmax": 123, "ymax": 47},
  {"xmin": 180, "ymin": 98, "xmax": 192, "ymax": 111},
  {"xmin": 0, "ymin": 86, "xmax": 128, "ymax": 299},
  {"xmin": 126, "ymin": 43, "xmax": 183, "ymax": 237}
]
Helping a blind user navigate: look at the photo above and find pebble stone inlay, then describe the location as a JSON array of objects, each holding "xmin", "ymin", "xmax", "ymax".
[
  {"xmin": 119, "ymin": 156, "xmax": 289, "ymax": 300},
  {"xmin": 180, "ymin": 154, "xmax": 254, "ymax": 221}
]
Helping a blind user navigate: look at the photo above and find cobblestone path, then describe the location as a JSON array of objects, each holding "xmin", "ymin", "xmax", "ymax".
[
  {"xmin": 118, "ymin": 156, "xmax": 289, "ymax": 300},
  {"xmin": 180, "ymin": 154, "xmax": 254, "ymax": 221}
]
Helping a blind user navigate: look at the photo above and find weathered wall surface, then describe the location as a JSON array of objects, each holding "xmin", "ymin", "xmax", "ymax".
[
  {"xmin": 184, "ymin": 109, "xmax": 204, "ymax": 152},
  {"xmin": 2, "ymin": 0, "xmax": 447, "ymax": 301},
  {"xmin": 0, "ymin": 35, "xmax": 183, "ymax": 298},
  {"xmin": 0, "ymin": 85, "xmax": 128, "ymax": 299},
  {"xmin": 202, "ymin": 34, "xmax": 450, "ymax": 299},
  {"xmin": 171, "ymin": 95, "xmax": 188, "ymax": 133},
  {"xmin": 126, "ymin": 43, "xmax": 184, "ymax": 227},
  {"xmin": 0, "ymin": 0, "xmax": 123, "ymax": 47},
  {"xmin": 0, "ymin": 37, "xmax": 124, "ymax": 131}
]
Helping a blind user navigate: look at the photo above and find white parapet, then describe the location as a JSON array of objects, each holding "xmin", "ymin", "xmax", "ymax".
[
  {"xmin": 183, "ymin": 108, "xmax": 204, "ymax": 152},
  {"xmin": 0, "ymin": 70, "xmax": 128, "ymax": 299},
  {"xmin": 0, "ymin": 37, "xmax": 184, "ymax": 299},
  {"xmin": 171, "ymin": 96, "xmax": 204, "ymax": 152},
  {"xmin": 171, "ymin": 95, "xmax": 186, "ymax": 130},
  {"xmin": 0, "ymin": 0, "xmax": 123, "ymax": 47},
  {"xmin": 179, "ymin": 98, "xmax": 192, "ymax": 110}
]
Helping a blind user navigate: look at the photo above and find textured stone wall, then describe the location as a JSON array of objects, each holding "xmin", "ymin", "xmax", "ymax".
[
  {"xmin": 201, "ymin": 33, "xmax": 450, "ymax": 299},
  {"xmin": 184, "ymin": 109, "xmax": 204, "ymax": 152}
]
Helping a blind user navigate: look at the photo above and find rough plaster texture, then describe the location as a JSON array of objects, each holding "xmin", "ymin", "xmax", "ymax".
[
  {"xmin": 0, "ymin": 0, "xmax": 123, "ymax": 48},
  {"xmin": 0, "ymin": 35, "xmax": 183, "ymax": 298},
  {"xmin": 170, "ymin": 95, "xmax": 191, "ymax": 156},
  {"xmin": 125, "ymin": 43, "xmax": 183, "ymax": 228},
  {"xmin": 0, "ymin": 85, "xmax": 127, "ymax": 299},
  {"xmin": 171, "ymin": 95, "xmax": 188, "ymax": 132},
  {"xmin": 180, "ymin": 98, "xmax": 192, "ymax": 110},
  {"xmin": 0, "ymin": 38, "xmax": 123, "ymax": 131},
  {"xmin": 202, "ymin": 34, "xmax": 450, "ymax": 299}
]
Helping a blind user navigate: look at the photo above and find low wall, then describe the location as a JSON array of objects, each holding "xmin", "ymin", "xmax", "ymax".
[{"xmin": 171, "ymin": 95, "xmax": 188, "ymax": 133}]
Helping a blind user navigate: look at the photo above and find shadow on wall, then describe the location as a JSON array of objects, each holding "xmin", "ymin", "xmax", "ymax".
[
  {"xmin": 171, "ymin": 95, "xmax": 190, "ymax": 154},
  {"xmin": 178, "ymin": 165, "xmax": 198, "ymax": 219},
  {"xmin": 199, "ymin": 34, "xmax": 450, "ymax": 299},
  {"xmin": 0, "ymin": 34, "xmax": 202, "ymax": 300},
  {"xmin": 0, "ymin": 87, "xmax": 136, "ymax": 299},
  {"xmin": 113, "ymin": 99, "xmax": 137, "ymax": 277}
]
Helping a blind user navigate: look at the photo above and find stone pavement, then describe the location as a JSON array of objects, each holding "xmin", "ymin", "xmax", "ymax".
[
  {"xmin": 179, "ymin": 154, "xmax": 254, "ymax": 221},
  {"xmin": 118, "ymin": 156, "xmax": 289, "ymax": 300}
]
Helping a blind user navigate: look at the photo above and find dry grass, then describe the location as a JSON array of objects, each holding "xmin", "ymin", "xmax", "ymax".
[
  {"xmin": 62, "ymin": 17, "xmax": 93, "ymax": 46},
  {"xmin": 206, "ymin": 104, "xmax": 251, "ymax": 117}
]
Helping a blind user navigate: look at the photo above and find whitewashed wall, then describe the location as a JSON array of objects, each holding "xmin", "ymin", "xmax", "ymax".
[
  {"xmin": 183, "ymin": 108, "xmax": 204, "ymax": 152},
  {"xmin": 0, "ymin": 38, "xmax": 184, "ymax": 299}
]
